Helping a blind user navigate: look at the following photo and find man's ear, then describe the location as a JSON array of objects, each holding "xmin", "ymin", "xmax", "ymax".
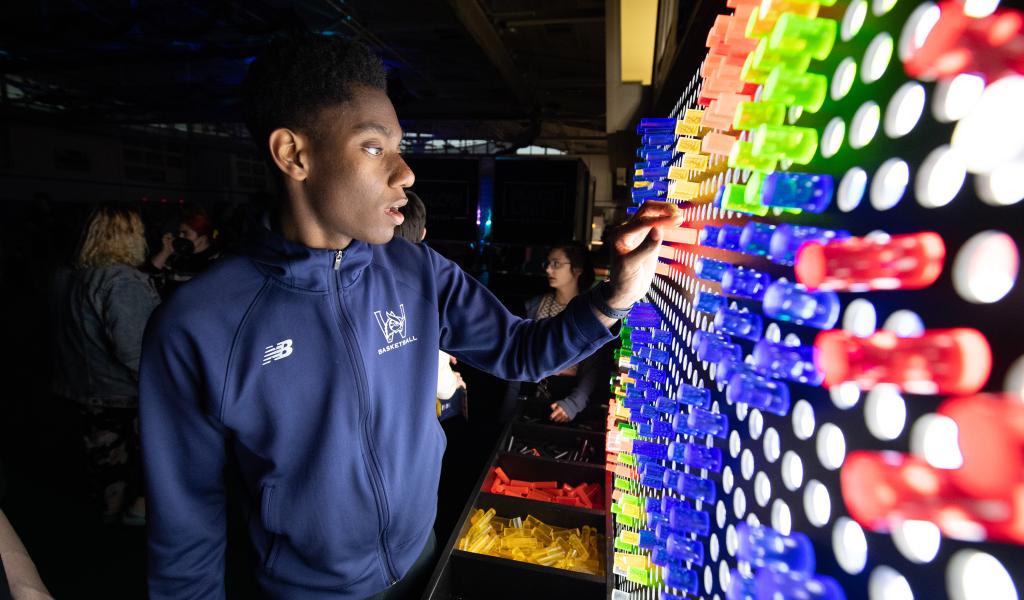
[
  {"xmin": 420, "ymin": 227, "xmax": 427, "ymax": 242},
  {"xmin": 268, "ymin": 128, "xmax": 311, "ymax": 182}
]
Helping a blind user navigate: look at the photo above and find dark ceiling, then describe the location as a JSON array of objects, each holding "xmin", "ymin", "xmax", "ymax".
[{"xmin": 0, "ymin": 0, "xmax": 608, "ymax": 153}]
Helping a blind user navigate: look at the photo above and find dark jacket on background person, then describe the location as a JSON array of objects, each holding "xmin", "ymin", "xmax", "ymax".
[
  {"xmin": 139, "ymin": 221, "xmax": 614, "ymax": 599},
  {"xmin": 54, "ymin": 265, "xmax": 161, "ymax": 406}
]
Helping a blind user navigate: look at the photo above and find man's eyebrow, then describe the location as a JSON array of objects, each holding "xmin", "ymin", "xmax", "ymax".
[{"xmin": 352, "ymin": 122, "xmax": 403, "ymax": 138}]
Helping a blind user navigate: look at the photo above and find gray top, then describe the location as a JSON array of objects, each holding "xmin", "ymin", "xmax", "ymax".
[{"xmin": 54, "ymin": 264, "xmax": 160, "ymax": 406}]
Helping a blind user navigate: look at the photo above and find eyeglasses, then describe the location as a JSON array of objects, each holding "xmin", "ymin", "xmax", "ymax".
[{"xmin": 542, "ymin": 259, "xmax": 571, "ymax": 270}]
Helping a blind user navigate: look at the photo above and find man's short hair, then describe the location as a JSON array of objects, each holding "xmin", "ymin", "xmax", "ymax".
[
  {"xmin": 242, "ymin": 34, "xmax": 387, "ymax": 152},
  {"xmin": 395, "ymin": 191, "xmax": 427, "ymax": 243}
]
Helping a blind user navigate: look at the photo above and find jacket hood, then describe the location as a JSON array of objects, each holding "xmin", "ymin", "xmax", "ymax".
[{"xmin": 244, "ymin": 214, "xmax": 373, "ymax": 292}]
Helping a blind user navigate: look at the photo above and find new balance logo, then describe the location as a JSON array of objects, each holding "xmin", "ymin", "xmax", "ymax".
[
  {"xmin": 374, "ymin": 304, "xmax": 408, "ymax": 345},
  {"xmin": 262, "ymin": 339, "xmax": 293, "ymax": 365}
]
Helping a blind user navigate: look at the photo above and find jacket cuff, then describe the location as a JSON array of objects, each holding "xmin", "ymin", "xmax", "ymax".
[{"xmin": 564, "ymin": 293, "xmax": 616, "ymax": 346}]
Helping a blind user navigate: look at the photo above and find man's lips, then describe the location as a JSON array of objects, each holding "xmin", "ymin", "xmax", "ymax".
[{"xmin": 385, "ymin": 206, "xmax": 404, "ymax": 225}]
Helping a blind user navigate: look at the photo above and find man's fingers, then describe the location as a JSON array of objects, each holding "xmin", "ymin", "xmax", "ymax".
[
  {"xmin": 634, "ymin": 200, "xmax": 682, "ymax": 219},
  {"xmin": 627, "ymin": 227, "xmax": 663, "ymax": 260},
  {"xmin": 614, "ymin": 214, "xmax": 681, "ymax": 253}
]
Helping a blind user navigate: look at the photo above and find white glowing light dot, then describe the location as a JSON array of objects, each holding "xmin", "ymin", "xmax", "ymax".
[
  {"xmin": 723, "ymin": 465, "xmax": 735, "ymax": 494},
  {"xmin": 832, "ymin": 58, "xmax": 858, "ymax": 100},
  {"xmin": 833, "ymin": 517, "xmax": 869, "ymax": 574},
  {"xmin": 842, "ymin": 0, "xmax": 869, "ymax": 41},
  {"xmin": 803, "ymin": 480, "xmax": 832, "ymax": 527},
  {"xmin": 892, "ymin": 519, "xmax": 942, "ymax": 563},
  {"xmin": 870, "ymin": 566, "xmax": 915, "ymax": 600},
  {"xmin": 741, "ymin": 448, "xmax": 755, "ymax": 480},
  {"xmin": 851, "ymin": 101, "xmax": 881, "ymax": 148},
  {"xmin": 730, "ymin": 429, "xmax": 742, "ymax": 458},
  {"xmin": 844, "ymin": 298, "xmax": 877, "ymax": 337},
  {"xmin": 821, "ymin": 117, "xmax": 846, "ymax": 158},
  {"xmin": 934, "ymin": 73, "xmax": 985, "ymax": 123},
  {"xmin": 717, "ymin": 500, "xmax": 728, "ymax": 528},
  {"xmin": 831, "ymin": 381, "xmax": 861, "ymax": 410},
  {"xmin": 734, "ymin": 487, "xmax": 747, "ymax": 518},
  {"xmin": 885, "ymin": 82, "xmax": 926, "ymax": 138},
  {"xmin": 782, "ymin": 451, "xmax": 804, "ymax": 491},
  {"xmin": 865, "ymin": 384, "xmax": 907, "ymax": 441},
  {"xmin": 754, "ymin": 471, "xmax": 772, "ymax": 507},
  {"xmin": 911, "ymin": 413, "xmax": 964, "ymax": 469},
  {"xmin": 1005, "ymin": 355, "xmax": 1024, "ymax": 401},
  {"xmin": 838, "ymin": 167, "xmax": 868, "ymax": 212},
  {"xmin": 916, "ymin": 145, "xmax": 967, "ymax": 208},
  {"xmin": 771, "ymin": 499, "xmax": 792, "ymax": 535},
  {"xmin": 792, "ymin": 400, "xmax": 815, "ymax": 440},
  {"xmin": 726, "ymin": 524, "xmax": 738, "ymax": 556},
  {"xmin": 748, "ymin": 409, "xmax": 764, "ymax": 440},
  {"xmin": 951, "ymin": 76, "xmax": 1024, "ymax": 175},
  {"xmin": 963, "ymin": 0, "xmax": 1000, "ymax": 18},
  {"xmin": 953, "ymin": 231, "xmax": 1019, "ymax": 304},
  {"xmin": 763, "ymin": 427, "xmax": 781, "ymax": 463},
  {"xmin": 873, "ymin": 0, "xmax": 898, "ymax": 16},
  {"xmin": 863, "ymin": 33, "xmax": 894, "ymax": 83},
  {"xmin": 899, "ymin": 3, "xmax": 941, "ymax": 61},
  {"xmin": 948, "ymin": 551, "xmax": 1019, "ymax": 600},
  {"xmin": 816, "ymin": 423, "xmax": 847, "ymax": 470},
  {"xmin": 870, "ymin": 158, "xmax": 909, "ymax": 210},
  {"xmin": 883, "ymin": 310, "xmax": 924, "ymax": 337},
  {"xmin": 978, "ymin": 160, "xmax": 1024, "ymax": 206}
]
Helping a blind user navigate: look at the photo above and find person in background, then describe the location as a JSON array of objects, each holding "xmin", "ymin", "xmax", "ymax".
[
  {"xmin": 55, "ymin": 206, "xmax": 160, "ymax": 525},
  {"xmin": 504, "ymin": 243, "xmax": 613, "ymax": 423},
  {"xmin": 146, "ymin": 209, "xmax": 221, "ymax": 298},
  {"xmin": 395, "ymin": 191, "xmax": 468, "ymax": 421}
]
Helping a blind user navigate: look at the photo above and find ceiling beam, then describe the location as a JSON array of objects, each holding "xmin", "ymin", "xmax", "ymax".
[{"xmin": 446, "ymin": 0, "xmax": 536, "ymax": 111}]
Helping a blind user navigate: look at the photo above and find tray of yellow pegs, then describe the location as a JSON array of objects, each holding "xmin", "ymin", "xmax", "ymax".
[{"xmin": 425, "ymin": 491, "xmax": 607, "ymax": 599}]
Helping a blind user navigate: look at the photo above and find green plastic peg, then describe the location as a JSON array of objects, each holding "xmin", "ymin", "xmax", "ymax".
[
  {"xmin": 752, "ymin": 123, "xmax": 819, "ymax": 164},
  {"xmin": 763, "ymin": 66, "xmax": 827, "ymax": 112},
  {"xmin": 769, "ymin": 13, "xmax": 837, "ymax": 61},
  {"xmin": 733, "ymin": 101, "xmax": 786, "ymax": 131},
  {"xmin": 721, "ymin": 182, "xmax": 770, "ymax": 216},
  {"xmin": 728, "ymin": 141, "xmax": 778, "ymax": 173}
]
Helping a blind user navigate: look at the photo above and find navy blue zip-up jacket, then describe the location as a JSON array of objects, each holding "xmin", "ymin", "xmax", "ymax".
[{"xmin": 139, "ymin": 222, "xmax": 614, "ymax": 599}]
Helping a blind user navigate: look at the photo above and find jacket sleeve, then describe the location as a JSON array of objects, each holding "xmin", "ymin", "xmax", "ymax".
[
  {"xmin": 429, "ymin": 249, "xmax": 614, "ymax": 381},
  {"xmin": 139, "ymin": 309, "xmax": 229, "ymax": 600},
  {"xmin": 102, "ymin": 274, "xmax": 161, "ymax": 377}
]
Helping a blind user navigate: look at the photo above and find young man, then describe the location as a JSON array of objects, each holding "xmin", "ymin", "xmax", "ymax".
[{"xmin": 140, "ymin": 34, "xmax": 680, "ymax": 599}]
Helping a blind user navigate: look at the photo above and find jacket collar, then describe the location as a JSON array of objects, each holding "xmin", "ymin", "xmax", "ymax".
[{"xmin": 244, "ymin": 214, "xmax": 373, "ymax": 292}]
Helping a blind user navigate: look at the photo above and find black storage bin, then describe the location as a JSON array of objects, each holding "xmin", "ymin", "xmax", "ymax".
[
  {"xmin": 425, "ymin": 494, "xmax": 605, "ymax": 600},
  {"xmin": 424, "ymin": 412, "xmax": 611, "ymax": 600}
]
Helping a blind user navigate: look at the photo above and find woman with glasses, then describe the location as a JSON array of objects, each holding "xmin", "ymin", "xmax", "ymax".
[{"xmin": 504, "ymin": 243, "xmax": 613, "ymax": 423}]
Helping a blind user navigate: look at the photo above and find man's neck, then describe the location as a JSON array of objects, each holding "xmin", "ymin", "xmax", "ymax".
[{"xmin": 276, "ymin": 204, "xmax": 352, "ymax": 251}]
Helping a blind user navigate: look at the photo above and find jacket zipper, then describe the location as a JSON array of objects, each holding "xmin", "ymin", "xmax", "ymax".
[{"xmin": 328, "ymin": 251, "xmax": 400, "ymax": 585}]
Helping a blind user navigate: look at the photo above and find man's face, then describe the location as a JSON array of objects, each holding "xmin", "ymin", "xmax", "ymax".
[{"xmin": 303, "ymin": 86, "xmax": 415, "ymax": 246}]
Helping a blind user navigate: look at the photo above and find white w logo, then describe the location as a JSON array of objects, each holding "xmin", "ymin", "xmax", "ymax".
[
  {"xmin": 374, "ymin": 304, "xmax": 407, "ymax": 344},
  {"xmin": 262, "ymin": 339, "xmax": 294, "ymax": 365}
]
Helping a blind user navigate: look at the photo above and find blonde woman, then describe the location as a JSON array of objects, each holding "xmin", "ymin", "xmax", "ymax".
[{"xmin": 55, "ymin": 206, "xmax": 160, "ymax": 525}]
